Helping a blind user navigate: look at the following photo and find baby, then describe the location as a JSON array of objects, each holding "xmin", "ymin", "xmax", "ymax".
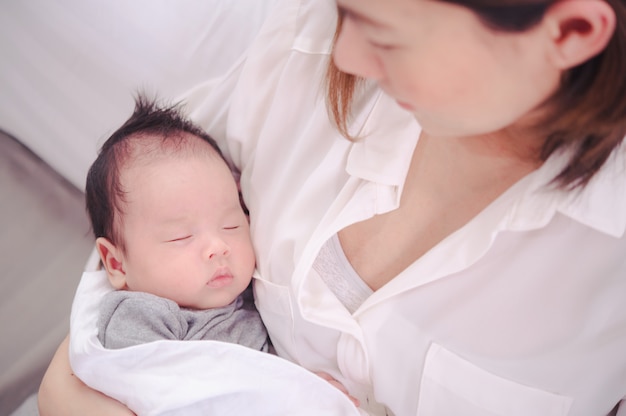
[{"xmin": 85, "ymin": 94, "xmax": 268, "ymax": 352}]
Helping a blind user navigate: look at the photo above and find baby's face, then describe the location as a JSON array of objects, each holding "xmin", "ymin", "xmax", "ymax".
[{"xmin": 117, "ymin": 147, "xmax": 255, "ymax": 309}]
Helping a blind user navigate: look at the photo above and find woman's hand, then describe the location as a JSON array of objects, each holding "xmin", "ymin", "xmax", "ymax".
[
  {"xmin": 38, "ymin": 335, "xmax": 135, "ymax": 416},
  {"xmin": 314, "ymin": 371, "xmax": 360, "ymax": 408}
]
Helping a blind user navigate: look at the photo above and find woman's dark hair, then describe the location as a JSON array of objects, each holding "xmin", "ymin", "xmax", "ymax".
[
  {"xmin": 85, "ymin": 94, "xmax": 223, "ymax": 249},
  {"xmin": 326, "ymin": 0, "xmax": 626, "ymax": 189}
]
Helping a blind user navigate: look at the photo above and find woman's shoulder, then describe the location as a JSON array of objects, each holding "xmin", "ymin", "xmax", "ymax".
[
  {"xmin": 568, "ymin": 140, "xmax": 626, "ymax": 237},
  {"xmin": 523, "ymin": 141, "xmax": 626, "ymax": 239},
  {"xmin": 292, "ymin": 0, "xmax": 338, "ymax": 53},
  {"xmin": 244, "ymin": 0, "xmax": 337, "ymax": 58},
  {"xmin": 183, "ymin": 0, "xmax": 339, "ymax": 150}
]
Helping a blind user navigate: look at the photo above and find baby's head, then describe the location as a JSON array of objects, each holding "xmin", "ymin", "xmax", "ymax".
[{"xmin": 86, "ymin": 95, "xmax": 255, "ymax": 309}]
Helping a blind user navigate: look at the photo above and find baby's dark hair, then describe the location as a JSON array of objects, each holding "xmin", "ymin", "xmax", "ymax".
[{"xmin": 85, "ymin": 93, "xmax": 224, "ymax": 250}]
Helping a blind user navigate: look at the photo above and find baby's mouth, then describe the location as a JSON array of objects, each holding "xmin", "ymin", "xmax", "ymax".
[{"xmin": 207, "ymin": 269, "xmax": 234, "ymax": 288}]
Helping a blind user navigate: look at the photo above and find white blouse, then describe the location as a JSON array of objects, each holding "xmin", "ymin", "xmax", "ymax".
[{"xmin": 183, "ymin": 0, "xmax": 626, "ymax": 414}]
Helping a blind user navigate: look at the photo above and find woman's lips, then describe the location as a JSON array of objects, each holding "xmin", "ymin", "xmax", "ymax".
[{"xmin": 396, "ymin": 100, "xmax": 414, "ymax": 111}]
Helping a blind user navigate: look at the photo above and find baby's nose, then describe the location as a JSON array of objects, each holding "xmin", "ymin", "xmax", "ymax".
[{"xmin": 206, "ymin": 239, "xmax": 230, "ymax": 260}]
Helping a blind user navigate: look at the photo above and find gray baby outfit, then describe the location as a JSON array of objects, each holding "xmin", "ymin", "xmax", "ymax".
[{"xmin": 97, "ymin": 287, "xmax": 269, "ymax": 352}]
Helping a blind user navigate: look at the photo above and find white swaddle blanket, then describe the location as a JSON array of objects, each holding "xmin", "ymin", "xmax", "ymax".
[{"xmin": 69, "ymin": 270, "xmax": 362, "ymax": 416}]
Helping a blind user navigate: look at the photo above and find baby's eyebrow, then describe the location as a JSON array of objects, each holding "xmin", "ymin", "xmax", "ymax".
[{"xmin": 157, "ymin": 216, "xmax": 192, "ymax": 227}]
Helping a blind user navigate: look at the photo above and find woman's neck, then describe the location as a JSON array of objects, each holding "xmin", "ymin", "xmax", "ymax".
[{"xmin": 418, "ymin": 127, "xmax": 544, "ymax": 197}]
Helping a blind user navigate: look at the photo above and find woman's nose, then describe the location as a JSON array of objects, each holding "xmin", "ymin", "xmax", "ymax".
[
  {"xmin": 205, "ymin": 239, "xmax": 230, "ymax": 260},
  {"xmin": 332, "ymin": 17, "xmax": 382, "ymax": 80}
]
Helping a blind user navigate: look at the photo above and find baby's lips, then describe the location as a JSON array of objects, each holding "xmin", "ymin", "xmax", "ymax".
[{"xmin": 206, "ymin": 268, "xmax": 234, "ymax": 288}]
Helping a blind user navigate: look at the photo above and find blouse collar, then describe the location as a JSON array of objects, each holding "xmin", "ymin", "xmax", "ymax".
[{"xmin": 346, "ymin": 88, "xmax": 626, "ymax": 238}]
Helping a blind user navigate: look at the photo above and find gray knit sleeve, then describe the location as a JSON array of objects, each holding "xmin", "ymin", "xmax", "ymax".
[{"xmin": 97, "ymin": 291, "xmax": 188, "ymax": 349}]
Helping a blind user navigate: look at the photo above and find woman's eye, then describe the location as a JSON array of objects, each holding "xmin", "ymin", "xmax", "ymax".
[{"xmin": 369, "ymin": 40, "xmax": 397, "ymax": 51}]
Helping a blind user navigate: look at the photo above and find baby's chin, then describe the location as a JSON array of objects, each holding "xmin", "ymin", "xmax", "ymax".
[{"xmin": 189, "ymin": 292, "xmax": 242, "ymax": 310}]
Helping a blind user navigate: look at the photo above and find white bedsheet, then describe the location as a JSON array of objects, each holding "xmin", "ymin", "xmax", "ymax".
[
  {"xmin": 69, "ymin": 270, "xmax": 362, "ymax": 416},
  {"xmin": 0, "ymin": 0, "xmax": 275, "ymax": 190}
]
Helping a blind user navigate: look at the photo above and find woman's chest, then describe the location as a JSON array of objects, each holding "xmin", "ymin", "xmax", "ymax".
[
  {"xmin": 336, "ymin": 134, "xmax": 540, "ymax": 291},
  {"xmin": 259, "ymin": 211, "xmax": 626, "ymax": 415}
]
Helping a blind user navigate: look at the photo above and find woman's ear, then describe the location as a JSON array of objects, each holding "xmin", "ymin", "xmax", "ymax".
[
  {"xmin": 543, "ymin": 0, "xmax": 616, "ymax": 69},
  {"xmin": 96, "ymin": 237, "xmax": 128, "ymax": 290}
]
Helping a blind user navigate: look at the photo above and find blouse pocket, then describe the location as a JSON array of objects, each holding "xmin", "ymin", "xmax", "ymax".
[
  {"xmin": 417, "ymin": 343, "xmax": 573, "ymax": 416},
  {"xmin": 253, "ymin": 277, "xmax": 296, "ymax": 356}
]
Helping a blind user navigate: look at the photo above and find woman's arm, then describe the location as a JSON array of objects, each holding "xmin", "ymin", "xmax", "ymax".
[{"xmin": 38, "ymin": 335, "xmax": 135, "ymax": 416}]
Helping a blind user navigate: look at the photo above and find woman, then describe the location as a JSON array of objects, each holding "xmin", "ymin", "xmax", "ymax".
[{"xmin": 39, "ymin": 0, "xmax": 626, "ymax": 414}]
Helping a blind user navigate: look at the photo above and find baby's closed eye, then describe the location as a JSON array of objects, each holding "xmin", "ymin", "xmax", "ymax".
[{"xmin": 165, "ymin": 235, "xmax": 192, "ymax": 243}]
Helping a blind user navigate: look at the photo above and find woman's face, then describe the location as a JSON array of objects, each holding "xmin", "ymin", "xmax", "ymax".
[{"xmin": 333, "ymin": 0, "xmax": 561, "ymax": 138}]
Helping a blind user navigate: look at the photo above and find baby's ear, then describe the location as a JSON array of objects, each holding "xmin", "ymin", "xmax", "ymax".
[
  {"xmin": 96, "ymin": 237, "xmax": 128, "ymax": 290},
  {"xmin": 543, "ymin": 0, "xmax": 616, "ymax": 69}
]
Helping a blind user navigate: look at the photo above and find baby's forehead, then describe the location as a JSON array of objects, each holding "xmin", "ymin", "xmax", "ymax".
[
  {"xmin": 114, "ymin": 133, "xmax": 228, "ymax": 201},
  {"xmin": 129, "ymin": 131, "xmax": 216, "ymax": 154},
  {"xmin": 122, "ymin": 131, "xmax": 221, "ymax": 166}
]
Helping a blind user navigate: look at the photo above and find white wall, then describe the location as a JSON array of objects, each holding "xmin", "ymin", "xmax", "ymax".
[{"xmin": 0, "ymin": 0, "xmax": 274, "ymax": 189}]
